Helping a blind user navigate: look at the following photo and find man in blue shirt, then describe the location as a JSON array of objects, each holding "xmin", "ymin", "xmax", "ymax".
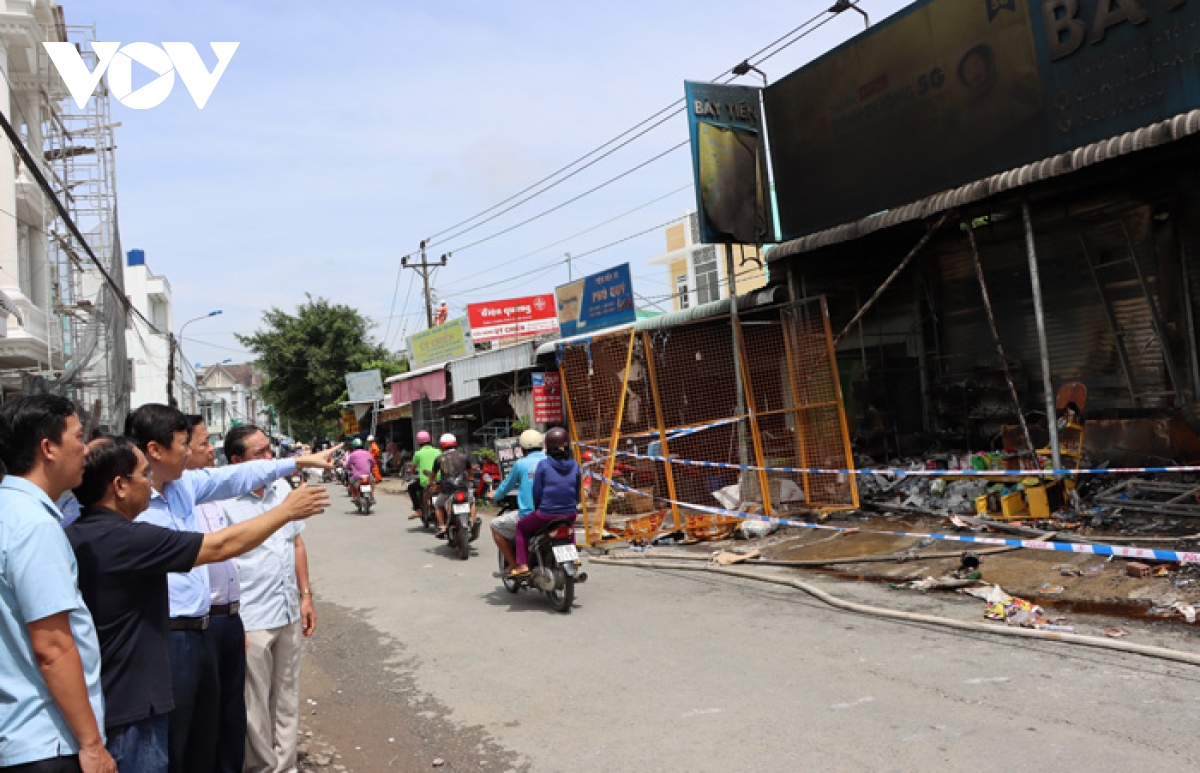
[
  {"xmin": 0, "ymin": 394, "xmax": 115, "ymax": 773},
  {"xmin": 124, "ymin": 404, "xmax": 336, "ymax": 773},
  {"xmin": 490, "ymin": 430, "xmax": 546, "ymax": 575}
]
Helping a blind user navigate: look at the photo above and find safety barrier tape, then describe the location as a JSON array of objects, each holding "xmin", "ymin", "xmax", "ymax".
[
  {"xmin": 580, "ymin": 416, "xmax": 747, "ymax": 443},
  {"xmin": 578, "ymin": 441, "xmax": 1200, "ymax": 479},
  {"xmin": 592, "ymin": 474, "xmax": 1200, "ymax": 564}
]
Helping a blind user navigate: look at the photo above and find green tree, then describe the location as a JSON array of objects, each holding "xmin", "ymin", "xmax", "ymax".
[{"xmin": 236, "ymin": 295, "xmax": 405, "ymax": 437}]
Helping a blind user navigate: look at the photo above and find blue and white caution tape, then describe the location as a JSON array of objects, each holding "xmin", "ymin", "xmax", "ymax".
[
  {"xmin": 578, "ymin": 441, "xmax": 1200, "ymax": 479},
  {"xmin": 593, "ymin": 475, "xmax": 1200, "ymax": 564},
  {"xmin": 582, "ymin": 416, "xmax": 746, "ymax": 444}
]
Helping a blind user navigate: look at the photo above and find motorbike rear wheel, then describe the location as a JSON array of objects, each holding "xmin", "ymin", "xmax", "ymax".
[
  {"xmin": 544, "ymin": 568, "xmax": 574, "ymax": 613},
  {"xmin": 455, "ymin": 517, "xmax": 470, "ymax": 560}
]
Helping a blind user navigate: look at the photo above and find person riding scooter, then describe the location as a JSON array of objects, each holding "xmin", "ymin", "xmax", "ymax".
[
  {"xmin": 407, "ymin": 430, "xmax": 440, "ymax": 520},
  {"xmin": 491, "ymin": 429, "xmax": 545, "ymax": 575},
  {"xmin": 431, "ymin": 433, "xmax": 476, "ymax": 538},
  {"xmin": 344, "ymin": 438, "xmax": 375, "ymax": 500},
  {"xmin": 509, "ymin": 427, "xmax": 580, "ymax": 578}
]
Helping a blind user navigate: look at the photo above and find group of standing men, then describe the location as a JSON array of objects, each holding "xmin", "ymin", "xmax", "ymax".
[{"xmin": 0, "ymin": 395, "xmax": 338, "ymax": 773}]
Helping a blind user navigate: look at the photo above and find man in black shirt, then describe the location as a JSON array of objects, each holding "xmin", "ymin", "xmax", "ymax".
[{"xmin": 65, "ymin": 437, "xmax": 329, "ymax": 772}]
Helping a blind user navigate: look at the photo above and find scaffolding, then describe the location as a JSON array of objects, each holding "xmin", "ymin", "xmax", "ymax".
[
  {"xmin": 558, "ymin": 297, "xmax": 859, "ymax": 545},
  {"xmin": 41, "ymin": 18, "xmax": 128, "ymax": 432}
]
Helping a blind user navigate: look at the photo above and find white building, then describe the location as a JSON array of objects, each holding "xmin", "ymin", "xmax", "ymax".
[
  {"xmin": 0, "ymin": 0, "xmax": 68, "ymax": 383},
  {"xmin": 198, "ymin": 362, "xmax": 268, "ymax": 440},
  {"xmin": 124, "ymin": 249, "xmax": 193, "ymax": 412}
]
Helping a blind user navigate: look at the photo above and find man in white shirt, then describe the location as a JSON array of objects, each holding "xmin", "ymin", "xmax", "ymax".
[{"xmin": 219, "ymin": 425, "xmax": 315, "ymax": 773}]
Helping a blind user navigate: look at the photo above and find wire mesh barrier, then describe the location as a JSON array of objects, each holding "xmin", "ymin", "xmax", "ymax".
[{"xmin": 558, "ymin": 297, "xmax": 858, "ymax": 545}]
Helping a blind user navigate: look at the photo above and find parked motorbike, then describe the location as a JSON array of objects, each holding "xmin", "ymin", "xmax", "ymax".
[
  {"xmin": 350, "ymin": 474, "xmax": 375, "ymax": 514},
  {"xmin": 499, "ymin": 517, "xmax": 582, "ymax": 613},
  {"xmin": 443, "ymin": 488, "xmax": 480, "ymax": 560}
]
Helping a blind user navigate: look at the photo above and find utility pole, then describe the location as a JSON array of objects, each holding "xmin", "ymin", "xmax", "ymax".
[
  {"xmin": 167, "ymin": 334, "xmax": 177, "ymax": 408},
  {"xmin": 565, "ymin": 252, "xmax": 573, "ymax": 281},
  {"xmin": 401, "ymin": 241, "xmax": 448, "ymax": 329}
]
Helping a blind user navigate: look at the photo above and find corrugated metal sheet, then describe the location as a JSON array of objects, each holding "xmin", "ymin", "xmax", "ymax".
[
  {"xmin": 770, "ymin": 110, "xmax": 1200, "ymax": 260},
  {"xmin": 447, "ymin": 341, "xmax": 537, "ymax": 402}
]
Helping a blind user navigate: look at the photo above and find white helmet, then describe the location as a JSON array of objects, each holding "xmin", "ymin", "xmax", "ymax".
[
  {"xmin": 439, "ymin": 432, "xmax": 457, "ymax": 449},
  {"xmin": 367, "ymin": 435, "xmax": 375, "ymax": 442},
  {"xmin": 519, "ymin": 429, "xmax": 544, "ymax": 450}
]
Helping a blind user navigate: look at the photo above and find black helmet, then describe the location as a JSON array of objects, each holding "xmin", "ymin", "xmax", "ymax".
[{"xmin": 545, "ymin": 427, "xmax": 570, "ymax": 458}]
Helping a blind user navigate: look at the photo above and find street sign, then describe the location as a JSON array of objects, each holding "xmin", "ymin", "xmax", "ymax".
[
  {"xmin": 345, "ymin": 369, "xmax": 385, "ymax": 403},
  {"xmin": 532, "ymin": 372, "xmax": 564, "ymax": 425}
]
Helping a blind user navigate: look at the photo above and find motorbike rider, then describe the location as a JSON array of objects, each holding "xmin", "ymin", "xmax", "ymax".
[
  {"xmin": 510, "ymin": 427, "xmax": 580, "ymax": 578},
  {"xmin": 407, "ymin": 430, "xmax": 440, "ymax": 519},
  {"xmin": 367, "ymin": 435, "xmax": 383, "ymax": 481},
  {"xmin": 431, "ymin": 433, "xmax": 476, "ymax": 539},
  {"xmin": 490, "ymin": 430, "xmax": 546, "ymax": 574},
  {"xmin": 344, "ymin": 438, "xmax": 375, "ymax": 500}
]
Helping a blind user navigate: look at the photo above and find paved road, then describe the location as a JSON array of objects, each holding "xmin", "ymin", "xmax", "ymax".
[{"xmin": 301, "ymin": 483, "xmax": 1200, "ymax": 771}]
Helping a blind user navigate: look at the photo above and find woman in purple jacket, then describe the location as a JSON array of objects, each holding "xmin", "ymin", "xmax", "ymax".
[{"xmin": 510, "ymin": 428, "xmax": 579, "ymax": 578}]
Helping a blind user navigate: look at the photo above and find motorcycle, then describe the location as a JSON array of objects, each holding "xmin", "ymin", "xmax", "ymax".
[
  {"xmin": 499, "ymin": 517, "xmax": 583, "ymax": 613},
  {"xmin": 350, "ymin": 474, "xmax": 375, "ymax": 514},
  {"xmin": 443, "ymin": 488, "xmax": 480, "ymax": 560}
]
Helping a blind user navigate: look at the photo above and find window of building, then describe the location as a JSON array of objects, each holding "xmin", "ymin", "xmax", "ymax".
[
  {"xmin": 676, "ymin": 274, "xmax": 689, "ymax": 310},
  {"xmin": 693, "ymin": 246, "xmax": 719, "ymax": 305}
]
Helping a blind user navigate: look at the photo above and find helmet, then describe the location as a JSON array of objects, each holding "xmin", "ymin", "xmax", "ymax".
[
  {"xmin": 582, "ymin": 450, "xmax": 594, "ymax": 462},
  {"xmin": 416, "ymin": 430, "xmax": 431, "ymax": 444},
  {"xmin": 352, "ymin": 438, "xmax": 363, "ymax": 448},
  {"xmin": 439, "ymin": 432, "xmax": 457, "ymax": 449},
  {"xmin": 519, "ymin": 429, "xmax": 544, "ymax": 450},
  {"xmin": 544, "ymin": 427, "xmax": 570, "ymax": 458},
  {"xmin": 367, "ymin": 435, "xmax": 375, "ymax": 442}
]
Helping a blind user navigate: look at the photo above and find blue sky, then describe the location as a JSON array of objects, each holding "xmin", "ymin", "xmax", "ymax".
[{"xmin": 61, "ymin": 0, "xmax": 911, "ymax": 366}]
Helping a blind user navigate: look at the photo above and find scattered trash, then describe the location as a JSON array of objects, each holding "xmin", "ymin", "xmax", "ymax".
[
  {"xmin": 963, "ymin": 584, "xmax": 1065, "ymax": 629},
  {"xmin": 1103, "ymin": 627, "xmax": 1129, "ymax": 638},
  {"xmin": 1173, "ymin": 602, "xmax": 1197, "ymax": 624},
  {"xmin": 1152, "ymin": 565, "xmax": 1172, "ymax": 577},
  {"xmin": 737, "ymin": 519, "xmax": 775, "ymax": 539},
  {"xmin": 710, "ymin": 549, "xmax": 761, "ymax": 566},
  {"xmin": 432, "ymin": 759, "xmax": 445, "ymax": 768},
  {"xmin": 951, "ymin": 552, "xmax": 982, "ymax": 580},
  {"xmin": 1040, "ymin": 584, "xmax": 1066, "ymax": 595},
  {"xmin": 1059, "ymin": 566, "xmax": 1083, "ymax": 577},
  {"xmin": 1126, "ymin": 562, "xmax": 1151, "ymax": 578}
]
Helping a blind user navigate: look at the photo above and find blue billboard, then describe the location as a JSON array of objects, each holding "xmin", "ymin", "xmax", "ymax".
[{"xmin": 554, "ymin": 263, "xmax": 636, "ymax": 338}]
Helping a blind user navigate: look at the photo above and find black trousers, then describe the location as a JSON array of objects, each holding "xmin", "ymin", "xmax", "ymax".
[
  {"xmin": 167, "ymin": 629, "xmax": 217, "ymax": 773},
  {"xmin": 203, "ymin": 613, "xmax": 247, "ymax": 773},
  {"xmin": 408, "ymin": 480, "xmax": 425, "ymax": 511},
  {"xmin": 0, "ymin": 757, "xmax": 81, "ymax": 772}
]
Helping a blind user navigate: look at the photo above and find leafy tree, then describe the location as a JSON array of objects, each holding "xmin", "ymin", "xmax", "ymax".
[{"xmin": 236, "ymin": 295, "xmax": 405, "ymax": 436}]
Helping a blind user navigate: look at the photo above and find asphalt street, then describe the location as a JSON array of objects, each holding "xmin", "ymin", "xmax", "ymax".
[{"xmin": 299, "ymin": 482, "xmax": 1200, "ymax": 771}]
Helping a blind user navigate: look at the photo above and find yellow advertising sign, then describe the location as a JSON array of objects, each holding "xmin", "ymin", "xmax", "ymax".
[
  {"xmin": 408, "ymin": 317, "xmax": 471, "ymax": 369},
  {"xmin": 342, "ymin": 410, "xmax": 360, "ymax": 434}
]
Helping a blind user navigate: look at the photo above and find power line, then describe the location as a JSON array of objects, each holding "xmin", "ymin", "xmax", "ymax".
[{"xmin": 423, "ymin": 6, "xmax": 837, "ymax": 254}]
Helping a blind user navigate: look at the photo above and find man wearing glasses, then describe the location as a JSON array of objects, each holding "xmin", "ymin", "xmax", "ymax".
[{"xmin": 64, "ymin": 436, "xmax": 330, "ymax": 772}]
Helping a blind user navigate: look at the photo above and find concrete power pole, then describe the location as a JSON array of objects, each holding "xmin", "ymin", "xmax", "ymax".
[{"xmin": 402, "ymin": 241, "xmax": 448, "ymax": 329}]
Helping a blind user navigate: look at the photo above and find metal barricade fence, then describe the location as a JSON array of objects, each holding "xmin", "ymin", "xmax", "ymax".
[{"xmin": 558, "ymin": 297, "xmax": 859, "ymax": 545}]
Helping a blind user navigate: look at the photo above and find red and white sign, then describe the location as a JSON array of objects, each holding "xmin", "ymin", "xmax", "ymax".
[
  {"xmin": 467, "ymin": 294, "xmax": 557, "ymax": 343},
  {"xmin": 532, "ymin": 372, "xmax": 564, "ymax": 425}
]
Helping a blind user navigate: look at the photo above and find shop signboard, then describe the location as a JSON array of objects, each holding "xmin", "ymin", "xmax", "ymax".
[
  {"xmin": 341, "ymin": 410, "xmax": 360, "ymax": 434},
  {"xmin": 493, "ymin": 436, "xmax": 524, "ymax": 476},
  {"xmin": 344, "ymin": 369, "xmax": 385, "ymax": 403},
  {"xmin": 684, "ymin": 80, "xmax": 775, "ymax": 245},
  {"xmin": 408, "ymin": 317, "xmax": 471, "ymax": 369},
  {"xmin": 467, "ymin": 294, "xmax": 558, "ymax": 343},
  {"xmin": 555, "ymin": 263, "xmax": 636, "ymax": 338},
  {"xmin": 765, "ymin": 0, "xmax": 1200, "ymax": 240},
  {"xmin": 532, "ymin": 372, "xmax": 564, "ymax": 425}
]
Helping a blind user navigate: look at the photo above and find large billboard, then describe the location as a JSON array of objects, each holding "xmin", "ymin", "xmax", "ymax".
[
  {"xmin": 467, "ymin": 294, "xmax": 558, "ymax": 343},
  {"xmin": 344, "ymin": 369, "xmax": 385, "ymax": 403},
  {"xmin": 684, "ymin": 81, "xmax": 775, "ymax": 245},
  {"xmin": 765, "ymin": 0, "xmax": 1200, "ymax": 240},
  {"xmin": 555, "ymin": 263, "xmax": 636, "ymax": 338},
  {"xmin": 408, "ymin": 317, "xmax": 471, "ymax": 369}
]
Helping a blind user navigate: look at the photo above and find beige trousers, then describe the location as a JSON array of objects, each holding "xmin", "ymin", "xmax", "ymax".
[{"xmin": 243, "ymin": 621, "xmax": 301, "ymax": 773}]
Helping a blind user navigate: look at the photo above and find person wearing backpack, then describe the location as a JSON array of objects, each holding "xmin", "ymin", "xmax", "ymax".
[{"xmin": 430, "ymin": 434, "xmax": 476, "ymax": 539}]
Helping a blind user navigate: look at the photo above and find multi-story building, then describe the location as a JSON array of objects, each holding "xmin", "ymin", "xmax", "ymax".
[
  {"xmin": 647, "ymin": 212, "xmax": 768, "ymax": 312},
  {"xmin": 0, "ymin": 0, "xmax": 68, "ymax": 392},
  {"xmin": 198, "ymin": 362, "xmax": 267, "ymax": 442},
  {"xmin": 123, "ymin": 249, "xmax": 193, "ymax": 412}
]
